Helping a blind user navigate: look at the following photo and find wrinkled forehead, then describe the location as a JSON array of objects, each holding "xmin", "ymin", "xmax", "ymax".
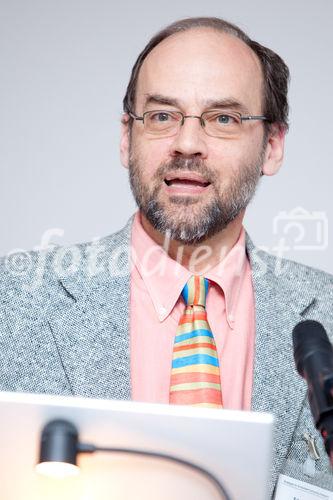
[{"xmin": 135, "ymin": 28, "xmax": 264, "ymax": 114}]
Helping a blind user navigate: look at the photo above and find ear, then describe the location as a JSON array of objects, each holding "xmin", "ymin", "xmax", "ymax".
[
  {"xmin": 261, "ymin": 124, "xmax": 286, "ymax": 176},
  {"xmin": 120, "ymin": 114, "xmax": 130, "ymax": 169}
]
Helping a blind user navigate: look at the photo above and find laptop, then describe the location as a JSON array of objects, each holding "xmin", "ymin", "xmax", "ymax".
[{"xmin": 0, "ymin": 391, "xmax": 273, "ymax": 499}]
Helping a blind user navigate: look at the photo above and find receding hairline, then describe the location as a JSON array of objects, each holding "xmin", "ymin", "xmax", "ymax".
[
  {"xmin": 136, "ymin": 26, "xmax": 265, "ymax": 112},
  {"xmin": 143, "ymin": 25, "xmax": 263, "ymax": 69}
]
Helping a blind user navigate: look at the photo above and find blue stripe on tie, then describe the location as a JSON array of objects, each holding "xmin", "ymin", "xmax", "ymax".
[
  {"xmin": 174, "ymin": 329, "xmax": 213, "ymax": 344},
  {"xmin": 182, "ymin": 283, "xmax": 189, "ymax": 305},
  {"xmin": 204, "ymin": 278, "xmax": 209, "ymax": 297},
  {"xmin": 172, "ymin": 354, "xmax": 219, "ymax": 368}
]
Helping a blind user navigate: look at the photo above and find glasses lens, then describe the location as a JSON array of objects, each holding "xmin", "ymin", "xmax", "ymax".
[
  {"xmin": 203, "ymin": 110, "xmax": 242, "ymax": 137},
  {"xmin": 144, "ymin": 111, "xmax": 181, "ymax": 135}
]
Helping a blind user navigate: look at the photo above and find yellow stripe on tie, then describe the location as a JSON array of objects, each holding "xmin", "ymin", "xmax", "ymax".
[
  {"xmin": 174, "ymin": 336, "xmax": 216, "ymax": 348},
  {"xmin": 171, "ymin": 364, "xmax": 220, "ymax": 375},
  {"xmin": 187, "ymin": 282, "xmax": 195, "ymax": 305},
  {"xmin": 199, "ymin": 283, "xmax": 205, "ymax": 306},
  {"xmin": 172, "ymin": 347, "xmax": 218, "ymax": 359},
  {"xmin": 170, "ymin": 382, "xmax": 221, "ymax": 392}
]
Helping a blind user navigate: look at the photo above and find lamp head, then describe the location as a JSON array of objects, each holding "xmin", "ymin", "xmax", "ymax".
[{"xmin": 36, "ymin": 419, "xmax": 80, "ymax": 478}]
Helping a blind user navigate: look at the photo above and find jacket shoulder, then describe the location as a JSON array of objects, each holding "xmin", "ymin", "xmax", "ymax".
[
  {"xmin": 246, "ymin": 232, "xmax": 333, "ymax": 288},
  {"xmin": 258, "ymin": 247, "xmax": 333, "ymax": 289},
  {"xmin": 0, "ymin": 218, "xmax": 133, "ymax": 320}
]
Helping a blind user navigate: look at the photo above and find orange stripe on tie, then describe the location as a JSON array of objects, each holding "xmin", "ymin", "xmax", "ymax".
[
  {"xmin": 170, "ymin": 373, "xmax": 221, "ymax": 385},
  {"xmin": 169, "ymin": 388, "xmax": 223, "ymax": 405},
  {"xmin": 194, "ymin": 275, "xmax": 200, "ymax": 305},
  {"xmin": 179, "ymin": 313, "xmax": 207, "ymax": 324}
]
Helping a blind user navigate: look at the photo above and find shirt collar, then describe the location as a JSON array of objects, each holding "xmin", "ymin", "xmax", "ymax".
[
  {"xmin": 205, "ymin": 229, "xmax": 247, "ymax": 328},
  {"xmin": 131, "ymin": 211, "xmax": 248, "ymax": 326}
]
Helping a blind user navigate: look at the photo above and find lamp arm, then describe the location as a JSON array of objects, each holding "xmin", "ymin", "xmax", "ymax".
[{"xmin": 77, "ymin": 443, "xmax": 231, "ymax": 500}]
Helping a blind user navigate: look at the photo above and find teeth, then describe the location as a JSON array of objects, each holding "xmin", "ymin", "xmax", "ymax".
[{"xmin": 164, "ymin": 178, "xmax": 209, "ymax": 187}]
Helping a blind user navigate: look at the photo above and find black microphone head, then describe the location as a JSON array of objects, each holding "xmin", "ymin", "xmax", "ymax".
[{"xmin": 292, "ymin": 320, "xmax": 333, "ymax": 377}]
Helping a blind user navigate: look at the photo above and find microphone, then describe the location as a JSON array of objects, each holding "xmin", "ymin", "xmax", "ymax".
[{"xmin": 292, "ymin": 320, "xmax": 333, "ymax": 464}]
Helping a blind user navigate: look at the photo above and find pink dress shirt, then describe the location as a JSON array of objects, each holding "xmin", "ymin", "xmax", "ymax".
[{"xmin": 130, "ymin": 212, "xmax": 255, "ymax": 410}]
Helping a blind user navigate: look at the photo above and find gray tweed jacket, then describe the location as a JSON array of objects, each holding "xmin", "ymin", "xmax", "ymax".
[{"xmin": 1, "ymin": 216, "xmax": 333, "ymax": 496}]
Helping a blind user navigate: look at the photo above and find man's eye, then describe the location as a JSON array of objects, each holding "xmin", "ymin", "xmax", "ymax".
[
  {"xmin": 216, "ymin": 114, "xmax": 234, "ymax": 125},
  {"xmin": 150, "ymin": 112, "xmax": 171, "ymax": 122}
]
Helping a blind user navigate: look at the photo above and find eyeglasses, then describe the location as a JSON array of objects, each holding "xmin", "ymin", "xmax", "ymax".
[{"xmin": 129, "ymin": 109, "xmax": 268, "ymax": 138}]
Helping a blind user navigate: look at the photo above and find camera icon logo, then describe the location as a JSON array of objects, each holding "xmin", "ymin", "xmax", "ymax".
[{"xmin": 272, "ymin": 206, "xmax": 328, "ymax": 251}]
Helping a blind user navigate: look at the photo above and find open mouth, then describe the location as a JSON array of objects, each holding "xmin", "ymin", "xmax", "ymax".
[
  {"xmin": 164, "ymin": 172, "xmax": 211, "ymax": 191},
  {"xmin": 164, "ymin": 178, "xmax": 210, "ymax": 188}
]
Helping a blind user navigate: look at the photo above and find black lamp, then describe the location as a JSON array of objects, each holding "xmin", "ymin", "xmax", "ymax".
[
  {"xmin": 36, "ymin": 418, "xmax": 231, "ymax": 499},
  {"xmin": 36, "ymin": 419, "xmax": 80, "ymax": 477}
]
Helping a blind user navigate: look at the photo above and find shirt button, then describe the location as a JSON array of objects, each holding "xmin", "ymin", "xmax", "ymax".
[
  {"xmin": 228, "ymin": 314, "xmax": 235, "ymax": 328},
  {"xmin": 158, "ymin": 306, "xmax": 167, "ymax": 319}
]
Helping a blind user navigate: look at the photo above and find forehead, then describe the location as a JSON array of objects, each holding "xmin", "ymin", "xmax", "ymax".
[{"xmin": 136, "ymin": 28, "xmax": 264, "ymax": 112}]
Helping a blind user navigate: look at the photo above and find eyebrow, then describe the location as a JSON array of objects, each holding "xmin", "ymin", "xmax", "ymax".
[{"xmin": 143, "ymin": 93, "xmax": 251, "ymax": 115}]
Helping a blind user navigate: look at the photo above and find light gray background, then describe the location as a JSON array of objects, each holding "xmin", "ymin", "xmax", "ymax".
[{"xmin": 1, "ymin": 0, "xmax": 332, "ymax": 273}]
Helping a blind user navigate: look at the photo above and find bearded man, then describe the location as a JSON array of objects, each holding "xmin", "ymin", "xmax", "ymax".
[{"xmin": 1, "ymin": 17, "xmax": 333, "ymax": 497}]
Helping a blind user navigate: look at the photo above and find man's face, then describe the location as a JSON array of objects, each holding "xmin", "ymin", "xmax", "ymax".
[{"xmin": 121, "ymin": 29, "xmax": 278, "ymax": 244}]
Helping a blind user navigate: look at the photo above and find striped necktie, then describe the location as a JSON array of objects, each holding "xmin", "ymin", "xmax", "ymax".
[{"xmin": 169, "ymin": 276, "xmax": 223, "ymax": 408}]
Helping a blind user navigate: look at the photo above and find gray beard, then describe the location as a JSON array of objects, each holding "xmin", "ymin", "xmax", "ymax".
[{"xmin": 128, "ymin": 152, "xmax": 264, "ymax": 244}]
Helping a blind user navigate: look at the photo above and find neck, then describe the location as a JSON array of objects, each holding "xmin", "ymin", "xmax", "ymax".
[{"xmin": 140, "ymin": 211, "xmax": 245, "ymax": 274}]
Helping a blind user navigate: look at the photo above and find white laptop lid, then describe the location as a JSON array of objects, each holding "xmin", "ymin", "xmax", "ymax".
[{"xmin": 0, "ymin": 391, "xmax": 273, "ymax": 500}]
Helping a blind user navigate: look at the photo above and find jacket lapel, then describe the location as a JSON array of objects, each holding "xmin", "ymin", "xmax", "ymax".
[
  {"xmin": 246, "ymin": 234, "xmax": 317, "ymax": 488},
  {"xmin": 47, "ymin": 219, "xmax": 133, "ymax": 400}
]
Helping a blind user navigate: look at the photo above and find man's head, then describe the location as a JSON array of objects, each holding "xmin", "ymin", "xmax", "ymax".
[{"xmin": 120, "ymin": 17, "xmax": 289, "ymax": 244}]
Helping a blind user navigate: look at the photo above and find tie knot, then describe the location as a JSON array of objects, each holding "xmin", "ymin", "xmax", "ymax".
[{"xmin": 181, "ymin": 276, "xmax": 209, "ymax": 307}]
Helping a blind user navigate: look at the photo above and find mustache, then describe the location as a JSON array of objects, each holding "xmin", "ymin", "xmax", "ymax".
[{"xmin": 154, "ymin": 157, "xmax": 217, "ymax": 184}]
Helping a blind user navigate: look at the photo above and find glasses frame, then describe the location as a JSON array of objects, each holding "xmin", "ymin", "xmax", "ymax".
[{"xmin": 128, "ymin": 109, "xmax": 268, "ymax": 138}]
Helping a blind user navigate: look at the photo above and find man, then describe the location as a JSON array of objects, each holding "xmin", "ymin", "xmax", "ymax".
[{"xmin": 1, "ymin": 16, "xmax": 333, "ymax": 497}]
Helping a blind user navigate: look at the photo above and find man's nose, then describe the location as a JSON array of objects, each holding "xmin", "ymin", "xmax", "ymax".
[{"xmin": 169, "ymin": 116, "xmax": 209, "ymax": 158}]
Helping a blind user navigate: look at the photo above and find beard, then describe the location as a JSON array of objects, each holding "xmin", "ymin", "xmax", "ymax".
[{"xmin": 128, "ymin": 145, "xmax": 265, "ymax": 245}]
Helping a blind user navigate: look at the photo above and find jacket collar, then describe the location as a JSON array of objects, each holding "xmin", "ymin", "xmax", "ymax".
[{"xmin": 47, "ymin": 217, "xmax": 133, "ymax": 400}]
